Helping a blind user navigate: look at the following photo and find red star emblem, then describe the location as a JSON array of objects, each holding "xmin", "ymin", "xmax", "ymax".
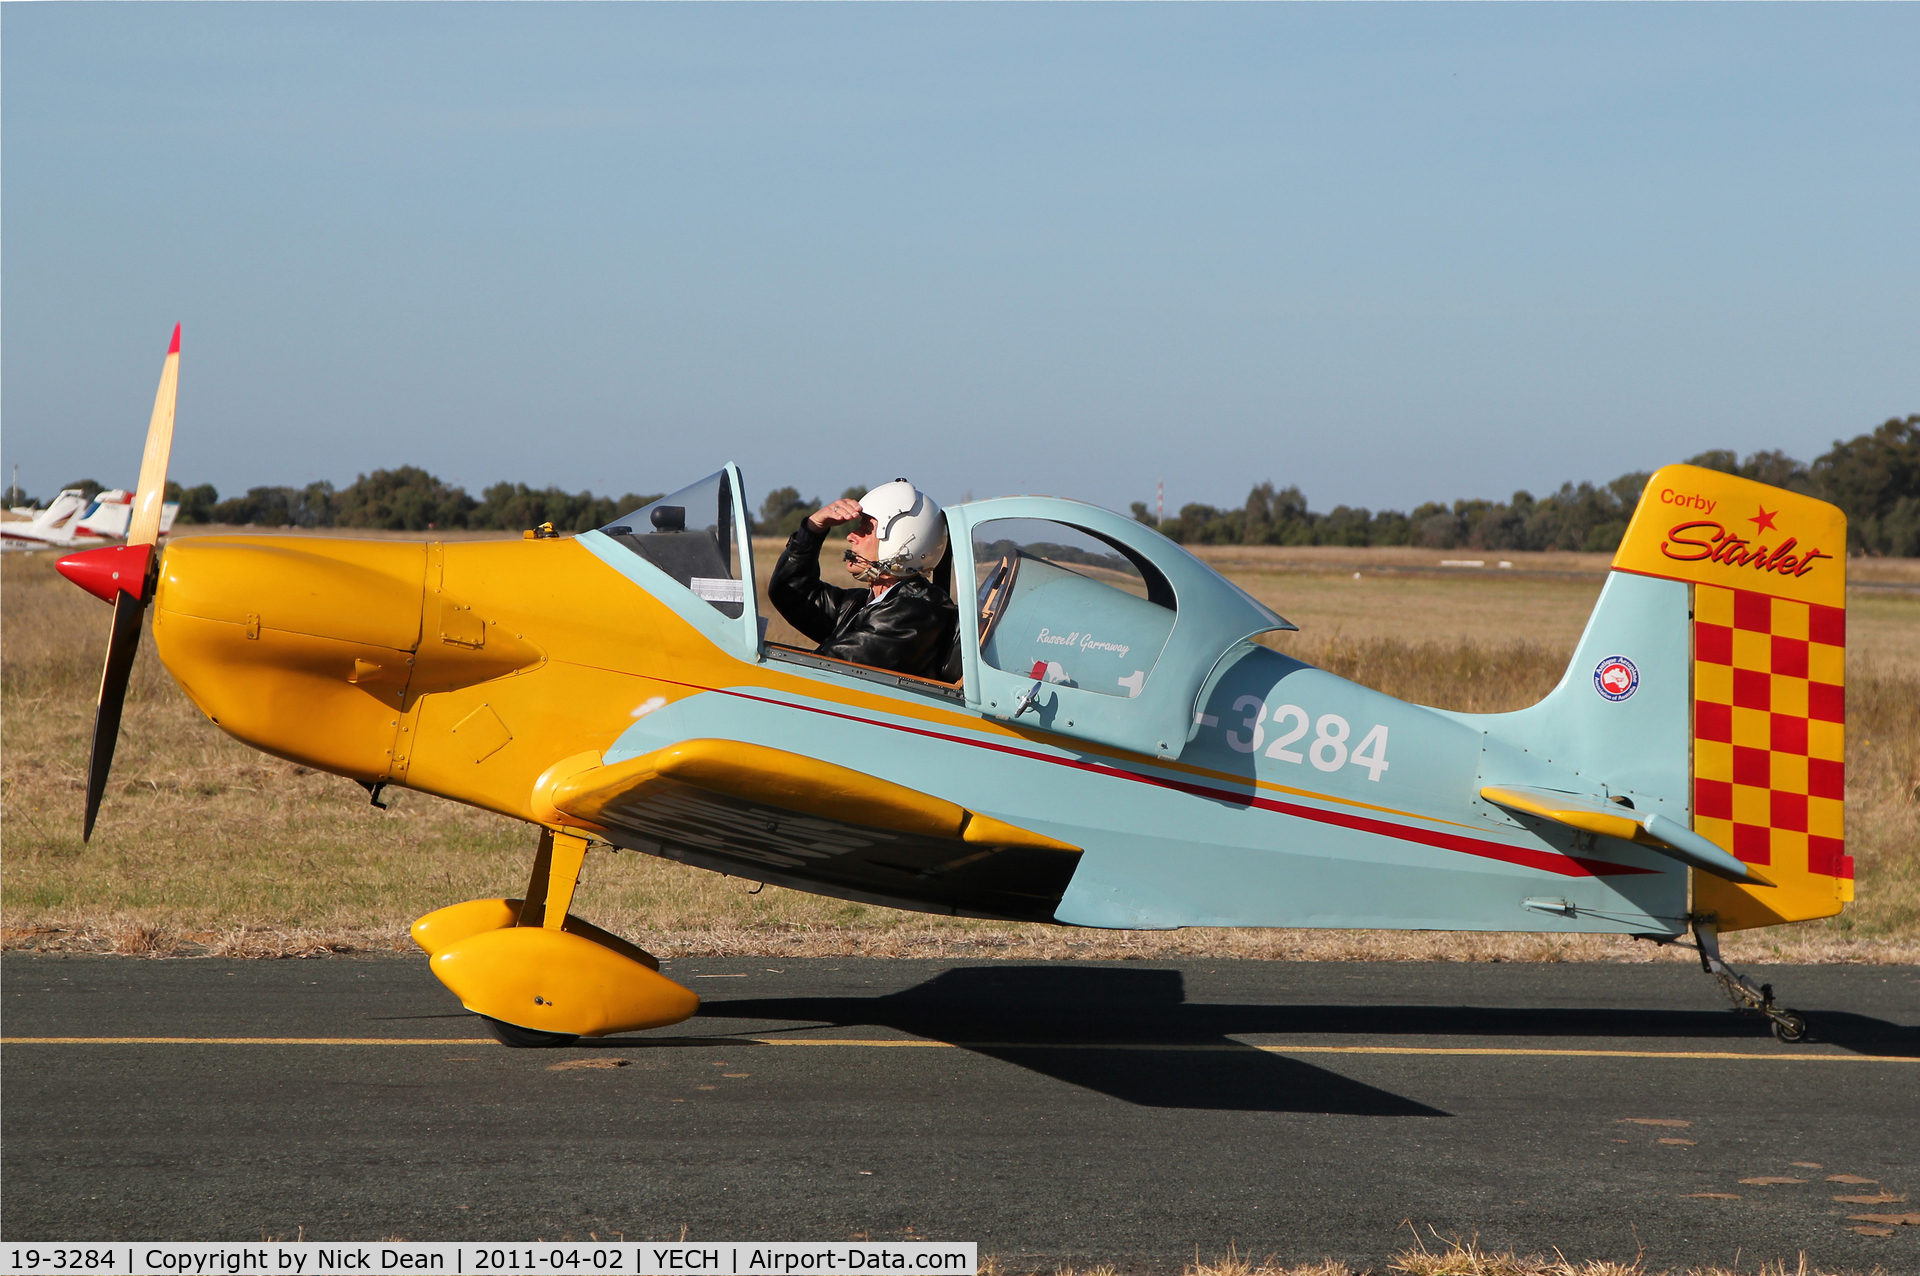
[{"xmin": 1749, "ymin": 505, "xmax": 1779, "ymax": 534}]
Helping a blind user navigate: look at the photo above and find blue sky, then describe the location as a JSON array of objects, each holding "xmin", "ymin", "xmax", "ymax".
[{"xmin": 4, "ymin": 4, "xmax": 1915, "ymax": 517}]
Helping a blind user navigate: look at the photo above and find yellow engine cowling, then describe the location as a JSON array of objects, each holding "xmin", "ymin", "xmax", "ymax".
[
  {"xmin": 152, "ymin": 537, "xmax": 431, "ymax": 781},
  {"xmin": 149, "ymin": 532, "xmax": 723, "ymax": 825},
  {"xmin": 151, "ymin": 535, "xmax": 552, "ymax": 784}
]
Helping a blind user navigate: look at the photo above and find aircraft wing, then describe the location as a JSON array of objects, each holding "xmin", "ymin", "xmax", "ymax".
[
  {"xmin": 536, "ymin": 739, "xmax": 1083, "ymax": 921},
  {"xmin": 1480, "ymin": 784, "xmax": 1770, "ymax": 885}
]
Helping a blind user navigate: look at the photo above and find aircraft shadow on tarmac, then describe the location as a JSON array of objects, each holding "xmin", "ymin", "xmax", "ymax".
[
  {"xmin": 650, "ymin": 965, "xmax": 1918, "ymax": 1114},
  {"xmin": 698, "ymin": 966, "xmax": 1448, "ymax": 1116}
]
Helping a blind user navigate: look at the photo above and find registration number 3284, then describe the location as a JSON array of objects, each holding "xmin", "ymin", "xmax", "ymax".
[{"xmin": 1211, "ymin": 698, "xmax": 1390, "ymax": 781}]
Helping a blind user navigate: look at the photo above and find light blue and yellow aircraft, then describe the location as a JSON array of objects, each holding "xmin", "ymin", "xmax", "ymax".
[{"xmin": 62, "ymin": 330, "xmax": 1853, "ymax": 1045}]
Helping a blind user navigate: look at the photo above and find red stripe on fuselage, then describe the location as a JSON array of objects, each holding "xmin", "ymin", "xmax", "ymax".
[{"xmin": 649, "ymin": 679, "xmax": 1656, "ymax": 881}]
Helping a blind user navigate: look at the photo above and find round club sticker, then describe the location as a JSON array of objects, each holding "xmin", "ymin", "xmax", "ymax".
[{"xmin": 1594, "ymin": 655, "xmax": 1639, "ymax": 702}]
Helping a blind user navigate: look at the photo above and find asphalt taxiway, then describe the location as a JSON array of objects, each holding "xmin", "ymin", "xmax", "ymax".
[{"xmin": 3, "ymin": 954, "xmax": 1916, "ymax": 1271}]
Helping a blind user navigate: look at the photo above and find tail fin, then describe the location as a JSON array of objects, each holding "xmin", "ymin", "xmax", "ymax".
[
  {"xmin": 74, "ymin": 491, "xmax": 134, "ymax": 539},
  {"xmin": 33, "ymin": 490, "xmax": 89, "ymax": 538},
  {"xmin": 1457, "ymin": 463, "xmax": 1849, "ymax": 931},
  {"xmin": 1613, "ymin": 464, "xmax": 1850, "ymax": 930}
]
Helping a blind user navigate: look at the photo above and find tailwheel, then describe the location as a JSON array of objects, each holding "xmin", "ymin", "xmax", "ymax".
[
  {"xmin": 1692, "ymin": 918, "xmax": 1813, "ymax": 1044},
  {"xmin": 481, "ymin": 1016, "xmax": 580, "ymax": 1049},
  {"xmin": 1770, "ymin": 1010, "xmax": 1810, "ymax": 1043}
]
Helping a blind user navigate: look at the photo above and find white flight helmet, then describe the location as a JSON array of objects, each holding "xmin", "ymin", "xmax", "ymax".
[{"xmin": 859, "ymin": 478, "xmax": 947, "ymax": 579}]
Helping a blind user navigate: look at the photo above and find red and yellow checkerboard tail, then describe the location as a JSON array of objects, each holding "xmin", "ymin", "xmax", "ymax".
[{"xmin": 1612, "ymin": 464, "xmax": 1850, "ymax": 931}]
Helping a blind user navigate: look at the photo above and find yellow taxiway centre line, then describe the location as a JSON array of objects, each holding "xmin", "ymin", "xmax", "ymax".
[
  {"xmin": 1268, "ymin": 1046, "xmax": 1917, "ymax": 1062},
  {"xmin": 748, "ymin": 1039, "xmax": 1919, "ymax": 1062},
  {"xmin": 2, "ymin": 1036, "xmax": 1915, "ymax": 1062},
  {"xmin": 1, "ymin": 1037, "xmax": 502, "ymax": 1045}
]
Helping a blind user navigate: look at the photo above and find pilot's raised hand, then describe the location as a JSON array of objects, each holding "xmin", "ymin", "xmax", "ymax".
[{"xmin": 805, "ymin": 498, "xmax": 867, "ymax": 533}]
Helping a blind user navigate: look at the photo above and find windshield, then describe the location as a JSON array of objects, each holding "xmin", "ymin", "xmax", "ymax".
[{"xmin": 600, "ymin": 471, "xmax": 744, "ymax": 618}]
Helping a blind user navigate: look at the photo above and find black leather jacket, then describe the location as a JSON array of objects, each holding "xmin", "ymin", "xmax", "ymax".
[{"xmin": 769, "ymin": 522, "xmax": 958, "ymax": 679}]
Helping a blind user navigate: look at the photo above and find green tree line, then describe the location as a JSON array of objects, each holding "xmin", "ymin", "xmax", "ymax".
[
  {"xmin": 21, "ymin": 413, "xmax": 1914, "ymax": 555},
  {"xmin": 145, "ymin": 468, "xmax": 666, "ymax": 534},
  {"xmin": 1132, "ymin": 414, "xmax": 1919, "ymax": 556},
  {"xmin": 137, "ymin": 473, "xmax": 869, "ymax": 537}
]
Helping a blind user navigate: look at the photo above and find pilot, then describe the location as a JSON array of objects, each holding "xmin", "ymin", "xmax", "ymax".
[{"xmin": 768, "ymin": 479, "xmax": 959, "ymax": 680}]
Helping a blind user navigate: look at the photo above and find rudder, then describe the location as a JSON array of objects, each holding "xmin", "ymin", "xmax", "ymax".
[{"xmin": 1612, "ymin": 464, "xmax": 1851, "ymax": 930}]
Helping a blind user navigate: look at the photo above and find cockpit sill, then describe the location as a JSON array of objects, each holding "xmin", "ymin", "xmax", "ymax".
[{"xmin": 765, "ymin": 643, "xmax": 966, "ymax": 702}]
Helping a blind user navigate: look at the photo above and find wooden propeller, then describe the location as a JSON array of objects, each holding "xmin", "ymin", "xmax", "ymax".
[{"xmin": 59, "ymin": 324, "xmax": 179, "ymax": 841}]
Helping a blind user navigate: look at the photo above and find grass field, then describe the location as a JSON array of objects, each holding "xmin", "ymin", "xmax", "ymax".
[
  {"xmin": 1025, "ymin": 1241, "xmax": 1878, "ymax": 1276},
  {"xmin": 1023, "ymin": 1246, "xmax": 1879, "ymax": 1276},
  {"xmin": 3, "ymin": 532, "xmax": 1915, "ymax": 963}
]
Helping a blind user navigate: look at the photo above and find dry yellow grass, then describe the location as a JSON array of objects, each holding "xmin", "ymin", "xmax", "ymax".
[
  {"xmin": 981, "ymin": 1237, "xmax": 1879, "ymax": 1276},
  {"xmin": 1185, "ymin": 545, "xmax": 1920, "ymax": 676},
  {"xmin": 3, "ymin": 538, "xmax": 1916, "ymax": 962}
]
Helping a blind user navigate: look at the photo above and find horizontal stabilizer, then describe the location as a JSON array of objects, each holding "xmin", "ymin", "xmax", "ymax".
[{"xmin": 1481, "ymin": 784, "xmax": 1771, "ymax": 886}]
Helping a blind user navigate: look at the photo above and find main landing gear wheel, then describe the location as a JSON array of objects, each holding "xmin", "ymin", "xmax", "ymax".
[{"xmin": 482, "ymin": 1016, "xmax": 580, "ymax": 1049}]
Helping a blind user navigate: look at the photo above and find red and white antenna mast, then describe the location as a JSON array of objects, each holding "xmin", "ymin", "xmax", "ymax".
[{"xmin": 1156, "ymin": 480, "xmax": 1163, "ymax": 524}]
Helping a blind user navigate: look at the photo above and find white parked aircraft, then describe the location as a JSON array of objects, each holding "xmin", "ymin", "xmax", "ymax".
[
  {"xmin": 1, "ymin": 487, "xmax": 178, "ymax": 551},
  {"xmin": 1, "ymin": 490, "xmax": 96, "ymax": 550},
  {"xmin": 72, "ymin": 488, "xmax": 178, "ymax": 540}
]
